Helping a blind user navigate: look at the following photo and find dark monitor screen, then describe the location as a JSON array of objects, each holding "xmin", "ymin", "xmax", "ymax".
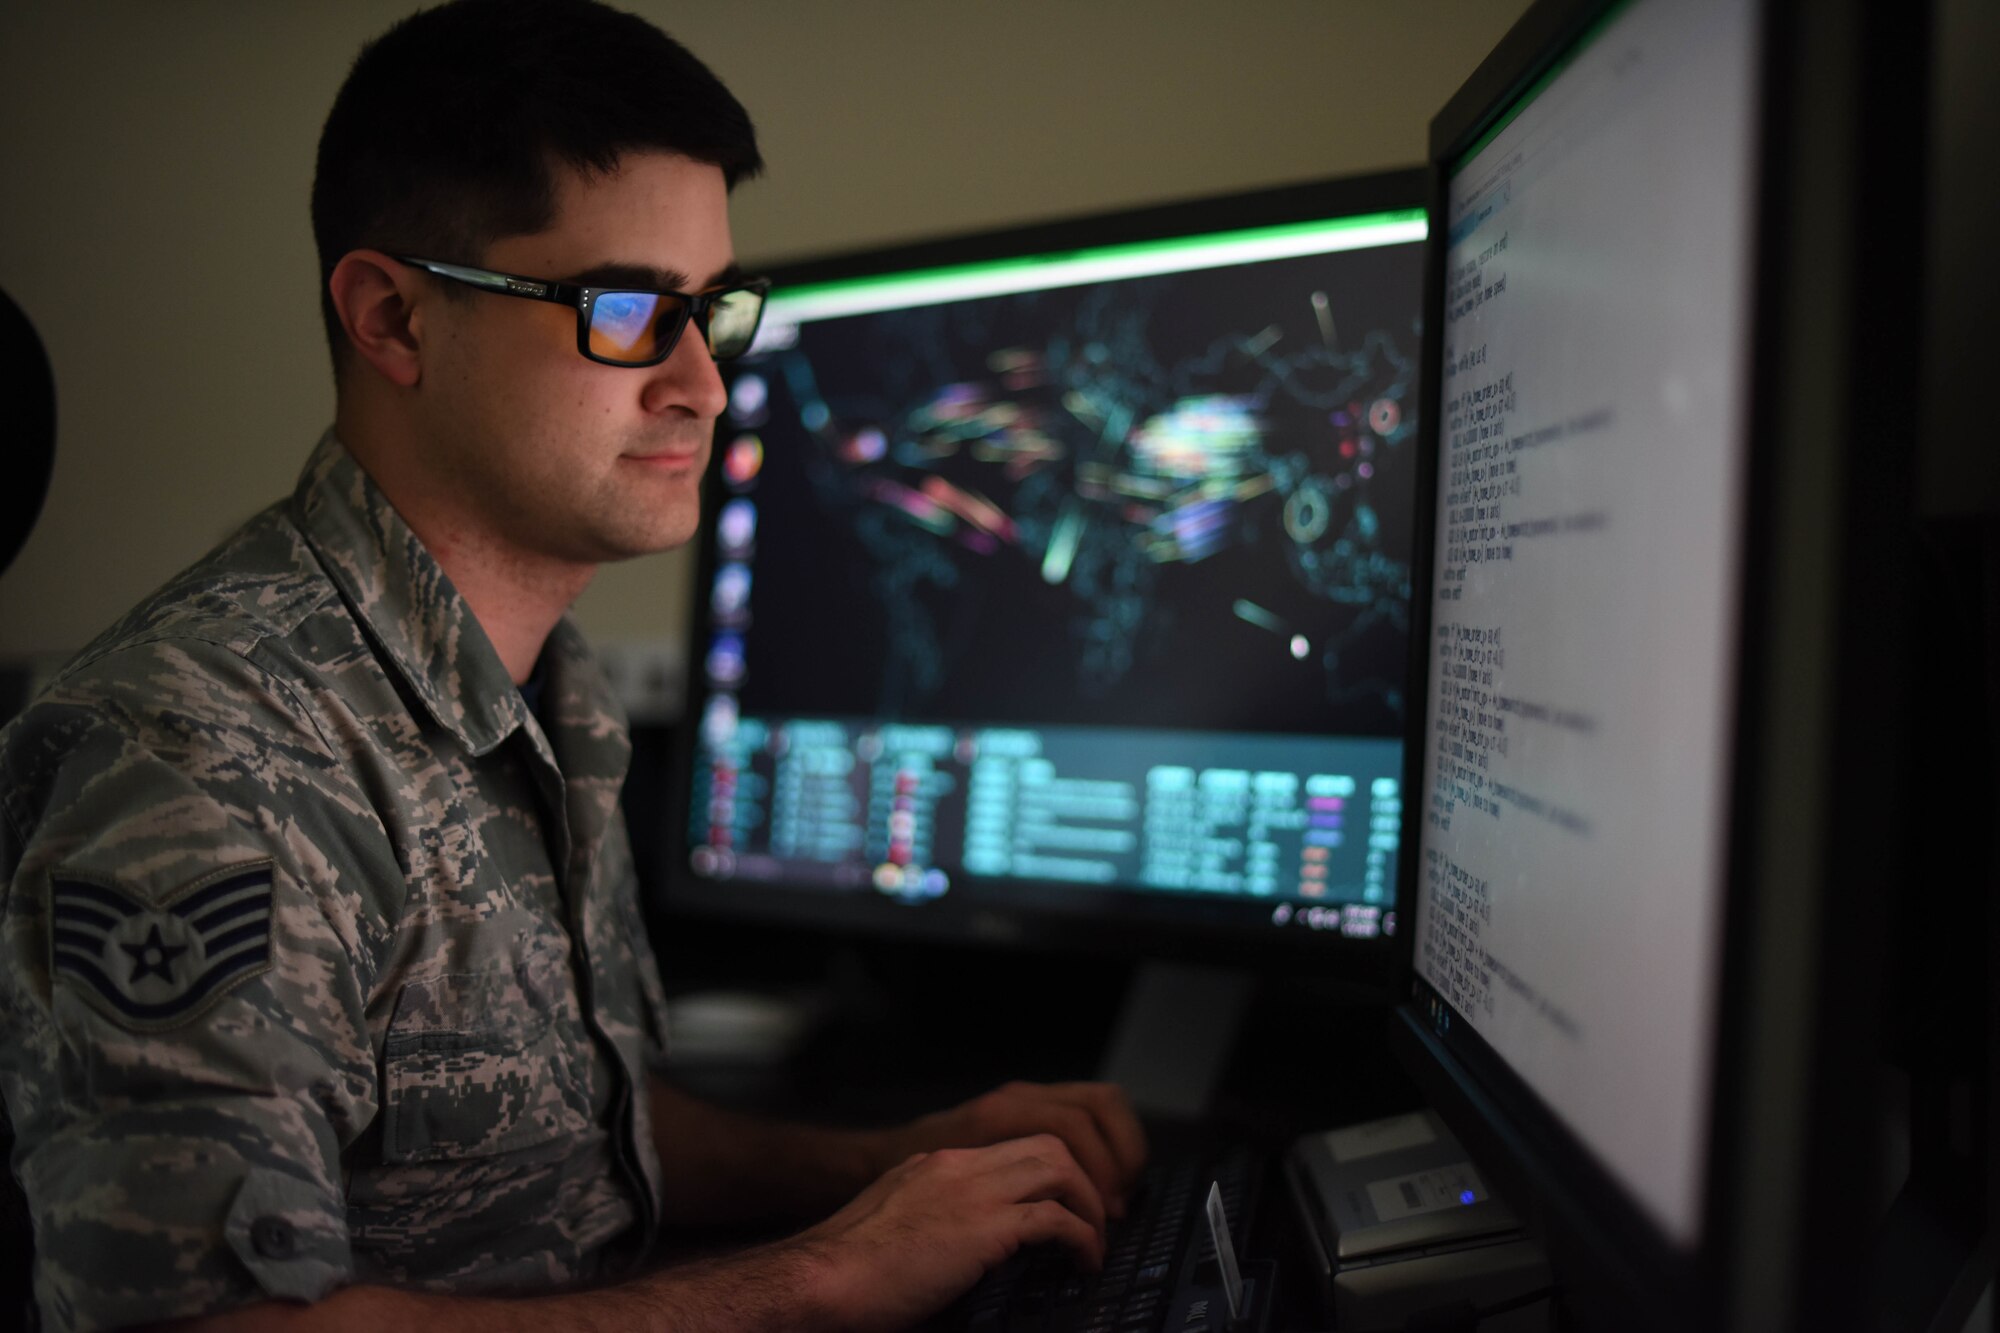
[{"xmin": 665, "ymin": 175, "xmax": 1428, "ymax": 966}]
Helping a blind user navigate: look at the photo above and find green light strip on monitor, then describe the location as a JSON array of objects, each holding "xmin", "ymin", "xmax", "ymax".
[
  {"xmin": 1452, "ymin": 0, "xmax": 1638, "ymax": 176},
  {"xmin": 766, "ymin": 209, "xmax": 1428, "ymax": 324}
]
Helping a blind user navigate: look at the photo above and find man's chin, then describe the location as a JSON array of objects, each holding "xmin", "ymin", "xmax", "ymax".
[{"xmin": 594, "ymin": 516, "xmax": 702, "ymax": 563}]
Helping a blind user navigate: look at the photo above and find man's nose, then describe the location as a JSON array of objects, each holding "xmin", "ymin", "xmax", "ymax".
[{"xmin": 643, "ymin": 323, "xmax": 729, "ymax": 419}]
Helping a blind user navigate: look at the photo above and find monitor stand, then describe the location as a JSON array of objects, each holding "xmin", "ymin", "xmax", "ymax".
[{"xmin": 1097, "ymin": 960, "xmax": 1255, "ymax": 1121}]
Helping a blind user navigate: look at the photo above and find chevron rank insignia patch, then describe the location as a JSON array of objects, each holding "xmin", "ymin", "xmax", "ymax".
[{"xmin": 49, "ymin": 861, "xmax": 276, "ymax": 1030}]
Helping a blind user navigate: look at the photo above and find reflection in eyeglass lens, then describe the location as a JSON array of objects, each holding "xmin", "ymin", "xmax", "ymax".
[
  {"xmin": 589, "ymin": 291, "xmax": 673, "ymax": 360},
  {"xmin": 707, "ymin": 289, "xmax": 763, "ymax": 358}
]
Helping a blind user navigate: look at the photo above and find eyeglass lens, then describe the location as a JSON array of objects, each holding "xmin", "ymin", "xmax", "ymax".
[{"xmin": 586, "ymin": 288, "xmax": 763, "ymax": 364}]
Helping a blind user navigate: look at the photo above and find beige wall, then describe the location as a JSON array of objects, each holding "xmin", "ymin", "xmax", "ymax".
[{"xmin": 0, "ymin": 0, "xmax": 1532, "ymax": 662}]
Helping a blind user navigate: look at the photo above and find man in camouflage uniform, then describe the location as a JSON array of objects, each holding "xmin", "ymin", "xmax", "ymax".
[{"xmin": 0, "ymin": 3, "xmax": 1144, "ymax": 1330}]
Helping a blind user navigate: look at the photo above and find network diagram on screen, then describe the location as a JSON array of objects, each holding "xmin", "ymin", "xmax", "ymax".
[{"xmin": 687, "ymin": 228, "xmax": 1423, "ymax": 929}]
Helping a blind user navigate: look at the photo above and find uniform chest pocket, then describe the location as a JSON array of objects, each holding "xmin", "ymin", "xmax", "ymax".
[{"xmin": 381, "ymin": 949, "xmax": 593, "ymax": 1164}]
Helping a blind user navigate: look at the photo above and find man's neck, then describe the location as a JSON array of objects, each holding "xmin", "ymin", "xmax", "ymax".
[
  {"xmin": 433, "ymin": 549, "xmax": 592, "ymax": 686},
  {"xmin": 337, "ymin": 407, "xmax": 593, "ymax": 685}
]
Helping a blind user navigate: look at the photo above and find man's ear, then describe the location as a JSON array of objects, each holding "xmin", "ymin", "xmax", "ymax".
[{"xmin": 327, "ymin": 250, "xmax": 425, "ymax": 388}]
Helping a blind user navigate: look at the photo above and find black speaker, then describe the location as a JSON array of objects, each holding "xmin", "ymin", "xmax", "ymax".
[{"xmin": 1, "ymin": 286, "xmax": 56, "ymax": 580}]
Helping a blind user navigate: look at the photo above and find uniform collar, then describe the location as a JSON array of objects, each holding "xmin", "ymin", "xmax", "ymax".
[
  {"xmin": 290, "ymin": 430, "xmax": 527, "ymax": 756},
  {"xmin": 537, "ymin": 615, "xmax": 633, "ymax": 792}
]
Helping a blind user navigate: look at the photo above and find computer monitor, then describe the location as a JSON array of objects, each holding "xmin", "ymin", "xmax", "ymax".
[
  {"xmin": 661, "ymin": 174, "xmax": 1428, "ymax": 992},
  {"xmin": 1391, "ymin": 0, "xmax": 1935, "ymax": 1328}
]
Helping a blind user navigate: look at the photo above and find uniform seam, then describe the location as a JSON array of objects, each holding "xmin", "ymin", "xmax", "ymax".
[
  {"xmin": 53, "ymin": 582, "xmax": 342, "ymax": 692},
  {"xmin": 69, "ymin": 632, "xmax": 345, "ymax": 771},
  {"xmin": 238, "ymin": 641, "xmax": 344, "ymax": 771}
]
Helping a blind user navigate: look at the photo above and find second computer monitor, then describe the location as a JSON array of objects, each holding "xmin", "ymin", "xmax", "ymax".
[
  {"xmin": 669, "ymin": 174, "xmax": 1427, "ymax": 967},
  {"xmin": 1394, "ymin": 0, "xmax": 1934, "ymax": 1327}
]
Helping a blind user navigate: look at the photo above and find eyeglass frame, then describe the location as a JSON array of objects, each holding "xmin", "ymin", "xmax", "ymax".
[{"xmin": 393, "ymin": 255, "xmax": 772, "ymax": 367}]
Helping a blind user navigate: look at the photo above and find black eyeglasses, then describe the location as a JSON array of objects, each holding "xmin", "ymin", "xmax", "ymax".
[{"xmin": 395, "ymin": 256, "xmax": 770, "ymax": 367}]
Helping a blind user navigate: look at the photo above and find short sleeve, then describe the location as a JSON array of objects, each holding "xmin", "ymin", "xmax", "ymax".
[{"xmin": 0, "ymin": 640, "xmax": 389, "ymax": 1331}]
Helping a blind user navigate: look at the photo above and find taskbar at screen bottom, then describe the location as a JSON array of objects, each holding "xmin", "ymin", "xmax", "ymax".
[{"xmin": 686, "ymin": 714, "xmax": 1404, "ymax": 933}]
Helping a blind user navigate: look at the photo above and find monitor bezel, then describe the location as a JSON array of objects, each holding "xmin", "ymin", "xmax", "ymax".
[
  {"xmin": 1388, "ymin": 0, "xmax": 1913, "ymax": 1327},
  {"xmin": 654, "ymin": 169, "xmax": 1429, "ymax": 982}
]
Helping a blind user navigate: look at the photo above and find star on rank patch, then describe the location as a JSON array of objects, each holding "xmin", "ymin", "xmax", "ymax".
[{"xmin": 48, "ymin": 861, "xmax": 276, "ymax": 1030}]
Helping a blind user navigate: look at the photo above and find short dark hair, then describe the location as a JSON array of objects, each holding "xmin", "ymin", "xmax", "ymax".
[{"xmin": 311, "ymin": 0, "xmax": 763, "ymax": 376}]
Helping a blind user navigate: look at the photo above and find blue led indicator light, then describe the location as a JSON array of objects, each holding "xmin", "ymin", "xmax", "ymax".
[{"xmin": 1460, "ymin": 1190, "xmax": 1476, "ymax": 1205}]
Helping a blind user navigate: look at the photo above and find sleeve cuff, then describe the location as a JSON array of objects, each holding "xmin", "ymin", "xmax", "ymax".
[{"xmin": 223, "ymin": 1167, "xmax": 352, "ymax": 1303}]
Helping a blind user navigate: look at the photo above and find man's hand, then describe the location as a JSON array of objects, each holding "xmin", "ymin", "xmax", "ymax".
[
  {"xmin": 875, "ymin": 1081, "xmax": 1149, "ymax": 1221},
  {"xmin": 645, "ymin": 1078, "xmax": 1146, "ymax": 1230},
  {"xmin": 795, "ymin": 1133, "xmax": 1107, "ymax": 1332}
]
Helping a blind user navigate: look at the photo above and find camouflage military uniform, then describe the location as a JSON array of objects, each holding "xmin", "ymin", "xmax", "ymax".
[{"xmin": 0, "ymin": 431, "xmax": 676, "ymax": 1331}]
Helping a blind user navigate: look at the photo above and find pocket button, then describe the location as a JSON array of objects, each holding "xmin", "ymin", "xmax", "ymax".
[{"xmin": 251, "ymin": 1215, "xmax": 297, "ymax": 1260}]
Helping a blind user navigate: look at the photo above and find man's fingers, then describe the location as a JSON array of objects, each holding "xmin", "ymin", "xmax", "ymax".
[
  {"xmin": 1015, "ymin": 1197, "xmax": 1105, "ymax": 1271},
  {"xmin": 1044, "ymin": 1082, "xmax": 1149, "ymax": 1188},
  {"xmin": 1031, "ymin": 1103, "xmax": 1125, "ymax": 1218},
  {"xmin": 986, "ymin": 1134, "xmax": 1107, "ymax": 1240},
  {"xmin": 805, "ymin": 1138, "xmax": 1114, "ymax": 1329},
  {"xmin": 977, "ymin": 1082, "xmax": 1145, "ymax": 1204}
]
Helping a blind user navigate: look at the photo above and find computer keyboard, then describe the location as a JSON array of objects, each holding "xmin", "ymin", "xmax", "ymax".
[{"xmin": 929, "ymin": 1144, "xmax": 1266, "ymax": 1333}]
